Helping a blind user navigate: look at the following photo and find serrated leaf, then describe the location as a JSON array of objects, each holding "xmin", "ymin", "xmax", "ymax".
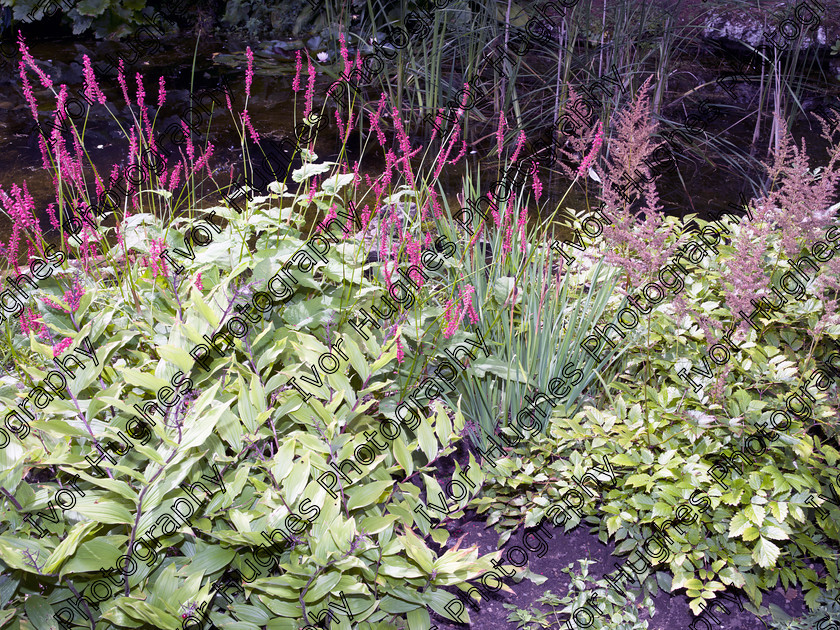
[
  {"xmin": 753, "ymin": 537, "xmax": 780, "ymax": 569},
  {"xmin": 744, "ymin": 504, "xmax": 765, "ymax": 526}
]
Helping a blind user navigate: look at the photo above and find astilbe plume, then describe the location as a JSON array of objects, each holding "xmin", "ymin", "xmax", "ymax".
[
  {"xmin": 554, "ymin": 88, "xmax": 598, "ymax": 182},
  {"xmin": 591, "ymin": 78, "xmax": 680, "ymax": 290},
  {"xmin": 721, "ymin": 219, "xmax": 772, "ymax": 329},
  {"xmin": 577, "ymin": 120, "xmax": 604, "ymax": 177},
  {"xmin": 752, "ymin": 112, "xmax": 840, "ymax": 255},
  {"xmin": 719, "ymin": 110, "xmax": 840, "ymax": 324},
  {"xmin": 811, "ymin": 255, "xmax": 840, "ymax": 334}
]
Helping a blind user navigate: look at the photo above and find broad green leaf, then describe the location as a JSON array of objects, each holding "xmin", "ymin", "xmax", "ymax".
[
  {"xmin": 115, "ymin": 599, "xmax": 181, "ymax": 630},
  {"xmin": 302, "ymin": 571, "xmax": 342, "ymax": 603},
  {"xmin": 71, "ymin": 497, "xmax": 133, "ymax": 524},
  {"xmin": 24, "ymin": 595, "xmax": 58, "ymax": 630},
  {"xmin": 417, "ymin": 418, "xmax": 437, "ymax": 462},
  {"xmin": 282, "ymin": 456, "xmax": 311, "ymax": 503},
  {"xmin": 393, "ymin": 437, "xmax": 413, "ymax": 476},
  {"xmin": 60, "ymin": 538, "xmax": 123, "ymax": 576},
  {"xmin": 121, "ymin": 368, "xmax": 170, "ymax": 392},
  {"xmin": 43, "ymin": 521, "xmax": 98, "ymax": 574},
  {"xmin": 347, "ymin": 481, "xmax": 393, "ymax": 511},
  {"xmin": 400, "ymin": 528, "xmax": 435, "ymax": 573}
]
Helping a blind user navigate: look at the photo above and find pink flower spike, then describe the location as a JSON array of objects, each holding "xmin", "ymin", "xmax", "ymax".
[
  {"xmin": 20, "ymin": 306, "xmax": 45, "ymax": 336},
  {"xmin": 245, "ymin": 46, "xmax": 254, "ymax": 98},
  {"xmin": 339, "ymin": 30, "xmax": 352, "ymax": 76},
  {"xmin": 157, "ymin": 76, "xmax": 166, "ymax": 108},
  {"xmin": 18, "ymin": 34, "xmax": 52, "ymax": 89},
  {"xmin": 19, "ymin": 62, "xmax": 38, "ymax": 120},
  {"xmin": 510, "ymin": 130, "xmax": 527, "ymax": 162},
  {"xmin": 242, "ymin": 111, "xmax": 260, "ymax": 143},
  {"xmin": 53, "ymin": 337, "xmax": 73, "ymax": 358},
  {"xmin": 62, "ymin": 276, "xmax": 86, "ymax": 312},
  {"xmin": 292, "ymin": 50, "xmax": 302, "ymax": 92},
  {"xmin": 195, "ymin": 272, "xmax": 204, "ymax": 291},
  {"xmin": 531, "ymin": 168, "xmax": 543, "ymax": 203},
  {"xmin": 82, "ymin": 55, "xmax": 106, "ymax": 106},
  {"xmin": 396, "ymin": 334, "xmax": 404, "ymax": 364},
  {"xmin": 335, "ymin": 109, "xmax": 345, "ymax": 141},
  {"xmin": 496, "ymin": 111, "xmax": 506, "ymax": 155},
  {"xmin": 135, "ymin": 72, "xmax": 146, "ymax": 110},
  {"xmin": 303, "ymin": 55, "xmax": 315, "ymax": 118},
  {"xmin": 117, "ymin": 59, "xmax": 131, "ymax": 106}
]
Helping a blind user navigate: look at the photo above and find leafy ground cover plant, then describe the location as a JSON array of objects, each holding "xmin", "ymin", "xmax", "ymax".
[
  {"xmin": 766, "ymin": 590, "xmax": 840, "ymax": 628},
  {"xmin": 503, "ymin": 560, "xmax": 655, "ymax": 630},
  {"xmin": 472, "ymin": 107, "xmax": 840, "ymax": 624}
]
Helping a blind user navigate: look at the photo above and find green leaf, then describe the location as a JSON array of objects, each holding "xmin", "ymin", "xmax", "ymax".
[
  {"xmin": 121, "ymin": 368, "xmax": 170, "ymax": 392},
  {"xmin": 302, "ymin": 572, "xmax": 342, "ymax": 603},
  {"xmin": 24, "ymin": 595, "xmax": 58, "ymax": 630},
  {"xmin": 401, "ymin": 528, "xmax": 435, "ymax": 573},
  {"xmin": 346, "ymin": 480, "xmax": 393, "ymax": 511},
  {"xmin": 752, "ymin": 537, "xmax": 780, "ymax": 569},
  {"xmin": 71, "ymin": 497, "xmax": 133, "ymax": 524},
  {"xmin": 417, "ymin": 417, "xmax": 437, "ymax": 462},
  {"xmin": 157, "ymin": 344, "xmax": 195, "ymax": 371},
  {"xmin": 744, "ymin": 504, "xmax": 765, "ymax": 526},
  {"xmin": 407, "ymin": 607, "xmax": 432, "ymax": 630},
  {"xmin": 426, "ymin": 587, "xmax": 468, "ymax": 623},
  {"xmin": 115, "ymin": 599, "xmax": 181, "ymax": 630},
  {"xmin": 729, "ymin": 513, "xmax": 750, "ymax": 539},
  {"xmin": 761, "ymin": 525, "xmax": 789, "ymax": 540},
  {"xmin": 60, "ymin": 538, "xmax": 123, "ymax": 576},
  {"xmin": 282, "ymin": 456, "xmax": 311, "ymax": 503},
  {"xmin": 43, "ymin": 521, "xmax": 99, "ymax": 574},
  {"xmin": 393, "ymin": 437, "xmax": 413, "ymax": 476}
]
